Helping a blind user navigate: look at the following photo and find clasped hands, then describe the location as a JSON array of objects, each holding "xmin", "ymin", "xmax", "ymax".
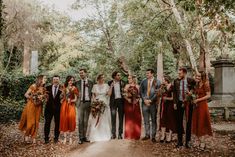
[{"xmin": 144, "ymin": 99, "xmax": 152, "ymax": 106}]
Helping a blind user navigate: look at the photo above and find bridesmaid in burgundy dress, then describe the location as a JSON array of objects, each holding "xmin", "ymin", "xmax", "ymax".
[
  {"xmin": 124, "ymin": 75, "xmax": 141, "ymax": 140},
  {"xmin": 159, "ymin": 76, "xmax": 177, "ymax": 143}
]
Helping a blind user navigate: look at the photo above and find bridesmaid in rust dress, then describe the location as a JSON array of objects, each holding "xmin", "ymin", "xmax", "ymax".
[
  {"xmin": 192, "ymin": 71, "xmax": 212, "ymax": 149},
  {"xmin": 60, "ymin": 76, "xmax": 79, "ymax": 144},
  {"xmin": 19, "ymin": 75, "xmax": 47, "ymax": 144},
  {"xmin": 124, "ymin": 75, "xmax": 141, "ymax": 140},
  {"xmin": 159, "ymin": 76, "xmax": 177, "ymax": 143}
]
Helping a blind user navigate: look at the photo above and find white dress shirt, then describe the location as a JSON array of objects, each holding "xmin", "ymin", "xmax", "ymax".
[
  {"xmin": 52, "ymin": 84, "xmax": 59, "ymax": 98},
  {"xmin": 114, "ymin": 81, "xmax": 121, "ymax": 99},
  {"xmin": 81, "ymin": 78, "xmax": 90, "ymax": 101}
]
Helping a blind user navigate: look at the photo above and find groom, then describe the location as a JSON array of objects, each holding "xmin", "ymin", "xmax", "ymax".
[
  {"xmin": 108, "ymin": 71, "xmax": 125, "ymax": 139},
  {"xmin": 140, "ymin": 69, "xmax": 161, "ymax": 143},
  {"xmin": 44, "ymin": 75, "xmax": 62, "ymax": 144},
  {"xmin": 76, "ymin": 69, "xmax": 94, "ymax": 144}
]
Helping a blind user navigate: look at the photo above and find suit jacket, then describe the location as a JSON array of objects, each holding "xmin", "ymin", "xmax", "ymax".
[
  {"xmin": 45, "ymin": 85, "xmax": 62, "ymax": 113},
  {"xmin": 140, "ymin": 78, "xmax": 161, "ymax": 102},
  {"xmin": 173, "ymin": 77, "xmax": 196, "ymax": 104},
  {"xmin": 108, "ymin": 80, "xmax": 125, "ymax": 104},
  {"xmin": 76, "ymin": 79, "xmax": 94, "ymax": 102}
]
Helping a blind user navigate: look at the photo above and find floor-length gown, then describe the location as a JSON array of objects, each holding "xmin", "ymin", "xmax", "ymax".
[
  {"xmin": 160, "ymin": 85, "xmax": 177, "ymax": 133},
  {"xmin": 19, "ymin": 84, "xmax": 45, "ymax": 138},
  {"xmin": 124, "ymin": 85, "xmax": 141, "ymax": 140},
  {"xmin": 88, "ymin": 84, "xmax": 112, "ymax": 142},
  {"xmin": 192, "ymin": 82, "xmax": 213, "ymax": 137}
]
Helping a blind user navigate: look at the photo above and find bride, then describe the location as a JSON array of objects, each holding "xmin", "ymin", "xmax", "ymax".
[{"xmin": 88, "ymin": 74, "xmax": 112, "ymax": 142}]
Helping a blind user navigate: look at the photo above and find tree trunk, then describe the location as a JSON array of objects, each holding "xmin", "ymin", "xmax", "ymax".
[
  {"xmin": 168, "ymin": 0, "xmax": 198, "ymax": 73},
  {"xmin": 156, "ymin": 42, "xmax": 163, "ymax": 131},
  {"xmin": 0, "ymin": 39, "xmax": 4, "ymax": 73},
  {"xmin": 157, "ymin": 42, "xmax": 163, "ymax": 81},
  {"xmin": 23, "ymin": 42, "xmax": 30, "ymax": 75}
]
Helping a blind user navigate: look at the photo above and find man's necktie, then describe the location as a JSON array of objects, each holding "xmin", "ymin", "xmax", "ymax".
[
  {"xmin": 54, "ymin": 86, "xmax": 57, "ymax": 98},
  {"xmin": 147, "ymin": 79, "xmax": 151, "ymax": 97},
  {"xmin": 83, "ymin": 80, "xmax": 86, "ymax": 101},
  {"xmin": 182, "ymin": 80, "xmax": 185, "ymax": 101}
]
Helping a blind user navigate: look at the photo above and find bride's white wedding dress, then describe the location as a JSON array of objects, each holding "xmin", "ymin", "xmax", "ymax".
[{"xmin": 88, "ymin": 83, "xmax": 112, "ymax": 142}]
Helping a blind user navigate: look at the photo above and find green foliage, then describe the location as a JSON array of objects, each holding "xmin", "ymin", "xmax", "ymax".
[
  {"xmin": 0, "ymin": 74, "xmax": 36, "ymax": 100},
  {"xmin": 0, "ymin": 96, "xmax": 25, "ymax": 123},
  {"xmin": 0, "ymin": 0, "xmax": 4, "ymax": 36}
]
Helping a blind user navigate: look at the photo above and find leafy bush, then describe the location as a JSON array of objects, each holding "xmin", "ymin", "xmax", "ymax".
[
  {"xmin": 0, "ymin": 74, "xmax": 36, "ymax": 100},
  {"xmin": 0, "ymin": 96, "xmax": 25, "ymax": 123}
]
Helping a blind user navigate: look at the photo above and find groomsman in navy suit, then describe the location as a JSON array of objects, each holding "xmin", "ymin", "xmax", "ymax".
[{"xmin": 140, "ymin": 69, "xmax": 161, "ymax": 143}]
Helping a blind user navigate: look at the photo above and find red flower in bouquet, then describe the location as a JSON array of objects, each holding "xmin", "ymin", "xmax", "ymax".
[{"xmin": 91, "ymin": 100, "xmax": 106, "ymax": 127}]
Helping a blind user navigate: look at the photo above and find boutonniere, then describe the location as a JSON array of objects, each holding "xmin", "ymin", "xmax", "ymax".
[{"xmin": 85, "ymin": 83, "xmax": 89, "ymax": 87}]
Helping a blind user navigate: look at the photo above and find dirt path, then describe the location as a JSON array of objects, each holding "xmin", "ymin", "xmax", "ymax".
[{"xmin": 0, "ymin": 122, "xmax": 235, "ymax": 157}]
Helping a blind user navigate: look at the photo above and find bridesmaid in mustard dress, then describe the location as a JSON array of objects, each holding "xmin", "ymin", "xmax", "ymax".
[
  {"xmin": 60, "ymin": 76, "xmax": 79, "ymax": 144},
  {"xmin": 19, "ymin": 75, "xmax": 47, "ymax": 144}
]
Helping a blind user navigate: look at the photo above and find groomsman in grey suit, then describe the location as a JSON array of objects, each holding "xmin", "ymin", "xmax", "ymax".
[
  {"xmin": 140, "ymin": 69, "xmax": 161, "ymax": 143},
  {"xmin": 76, "ymin": 69, "xmax": 94, "ymax": 144}
]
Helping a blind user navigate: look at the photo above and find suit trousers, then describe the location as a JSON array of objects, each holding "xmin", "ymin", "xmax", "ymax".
[
  {"xmin": 110, "ymin": 98, "xmax": 124, "ymax": 136},
  {"xmin": 176, "ymin": 101, "xmax": 193, "ymax": 144},
  {"xmin": 142, "ymin": 102, "xmax": 157, "ymax": 138},
  {"xmin": 78, "ymin": 101, "xmax": 91, "ymax": 140}
]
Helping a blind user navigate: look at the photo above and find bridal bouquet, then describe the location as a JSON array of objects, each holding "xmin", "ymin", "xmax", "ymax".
[
  {"xmin": 32, "ymin": 89, "xmax": 47, "ymax": 106},
  {"xmin": 91, "ymin": 100, "xmax": 106, "ymax": 126}
]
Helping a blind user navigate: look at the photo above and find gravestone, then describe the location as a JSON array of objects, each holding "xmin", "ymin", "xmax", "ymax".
[
  {"xmin": 210, "ymin": 56, "xmax": 235, "ymax": 120},
  {"xmin": 30, "ymin": 51, "xmax": 39, "ymax": 74}
]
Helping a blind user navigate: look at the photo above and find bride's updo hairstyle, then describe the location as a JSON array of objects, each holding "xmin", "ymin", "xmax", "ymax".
[{"xmin": 96, "ymin": 74, "xmax": 104, "ymax": 82}]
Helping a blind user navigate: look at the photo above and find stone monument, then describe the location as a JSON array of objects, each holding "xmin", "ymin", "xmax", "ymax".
[{"xmin": 210, "ymin": 55, "xmax": 235, "ymax": 120}]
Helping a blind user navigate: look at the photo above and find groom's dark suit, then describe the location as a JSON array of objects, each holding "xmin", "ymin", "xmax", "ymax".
[{"xmin": 44, "ymin": 84, "xmax": 62, "ymax": 142}]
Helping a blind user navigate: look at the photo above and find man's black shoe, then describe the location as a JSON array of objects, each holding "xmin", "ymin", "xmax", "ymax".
[
  {"xmin": 151, "ymin": 138, "xmax": 157, "ymax": 143},
  {"xmin": 185, "ymin": 142, "xmax": 191, "ymax": 149},
  {"xmin": 142, "ymin": 136, "xmax": 150, "ymax": 141},
  {"xmin": 83, "ymin": 138, "xmax": 90, "ymax": 142},
  {"xmin": 45, "ymin": 140, "xmax": 49, "ymax": 144},
  {"xmin": 111, "ymin": 135, "xmax": 116, "ymax": 139},
  {"xmin": 78, "ymin": 139, "xmax": 83, "ymax": 144},
  {"xmin": 118, "ymin": 135, "xmax": 123, "ymax": 139},
  {"xmin": 176, "ymin": 143, "xmax": 183, "ymax": 148}
]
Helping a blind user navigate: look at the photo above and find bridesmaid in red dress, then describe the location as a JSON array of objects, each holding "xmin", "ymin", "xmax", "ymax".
[
  {"xmin": 124, "ymin": 75, "xmax": 141, "ymax": 140},
  {"xmin": 60, "ymin": 76, "xmax": 79, "ymax": 144},
  {"xmin": 192, "ymin": 71, "xmax": 212, "ymax": 149}
]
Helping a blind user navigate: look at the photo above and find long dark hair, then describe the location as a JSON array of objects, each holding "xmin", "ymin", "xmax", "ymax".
[
  {"xmin": 64, "ymin": 75, "xmax": 75, "ymax": 87},
  {"xmin": 35, "ymin": 75, "xmax": 45, "ymax": 87},
  {"xmin": 199, "ymin": 71, "xmax": 207, "ymax": 84}
]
